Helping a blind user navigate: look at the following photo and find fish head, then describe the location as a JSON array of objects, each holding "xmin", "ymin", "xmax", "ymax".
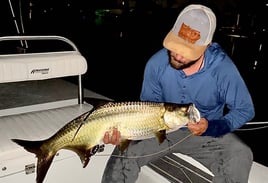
[
  {"xmin": 187, "ymin": 103, "xmax": 200, "ymax": 123},
  {"xmin": 163, "ymin": 103, "xmax": 200, "ymax": 130}
]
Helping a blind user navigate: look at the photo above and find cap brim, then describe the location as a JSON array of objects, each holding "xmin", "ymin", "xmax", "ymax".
[{"xmin": 163, "ymin": 31, "xmax": 207, "ymax": 60}]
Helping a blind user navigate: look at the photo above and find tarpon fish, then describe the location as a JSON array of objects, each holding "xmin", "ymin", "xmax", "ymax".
[{"xmin": 11, "ymin": 97, "xmax": 200, "ymax": 183}]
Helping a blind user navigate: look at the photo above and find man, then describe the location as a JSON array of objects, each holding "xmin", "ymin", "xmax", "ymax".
[{"xmin": 102, "ymin": 4, "xmax": 255, "ymax": 183}]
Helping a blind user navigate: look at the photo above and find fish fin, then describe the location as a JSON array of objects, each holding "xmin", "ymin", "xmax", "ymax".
[
  {"xmin": 11, "ymin": 139, "xmax": 55, "ymax": 183},
  {"xmin": 155, "ymin": 130, "xmax": 167, "ymax": 144},
  {"xmin": 118, "ymin": 139, "xmax": 131, "ymax": 152},
  {"xmin": 11, "ymin": 139, "xmax": 43, "ymax": 154},
  {"xmin": 36, "ymin": 153, "xmax": 55, "ymax": 183},
  {"xmin": 72, "ymin": 123, "xmax": 84, "ymax": 141},
  {"xmin": 71, "ymin": 110, "xmax": 95, "ymax": 141},
  {"xmin": 76, "ymin": 110, "xmax": 94, "ymax": 122},
  {"xmin": 72, "ymin": 145, "xmax": 104, "ymax": 168},
  {"xmin": 84, "ymin": 97, "xmax": 114, "ymax": 109}
]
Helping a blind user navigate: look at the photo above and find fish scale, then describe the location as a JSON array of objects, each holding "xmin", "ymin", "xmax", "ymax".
[{"xmin": 86, "ymin": 102, "xmax": 166, "ymax": 140}]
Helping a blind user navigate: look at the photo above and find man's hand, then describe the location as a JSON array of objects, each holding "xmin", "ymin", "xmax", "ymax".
[
  {"xmin": 187, "ymin": 118, "xmax": 208, "ymax": 136},
  {"xmin": 103, "ymin": 128, "xmax": 121, "ymax": 145}
]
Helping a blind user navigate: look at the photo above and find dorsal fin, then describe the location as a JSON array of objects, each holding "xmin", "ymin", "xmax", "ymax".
[{"xmin": 84, "ymin": 97, "xmax": 113, "ymax": 109}]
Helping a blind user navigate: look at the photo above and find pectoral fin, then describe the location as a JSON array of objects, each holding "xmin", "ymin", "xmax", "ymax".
[
  {"xmin": 155, "ymin": 130, "xmax": 167, "ymax": 144},
  {"xmin": 118, "ymin": 139, "xmax": 131, "ymax": 152}
]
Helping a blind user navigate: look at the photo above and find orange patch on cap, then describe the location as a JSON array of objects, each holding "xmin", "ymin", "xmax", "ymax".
[{"xmin": 178, "ymin": 23, "xmax": 200, "ymax": 44}]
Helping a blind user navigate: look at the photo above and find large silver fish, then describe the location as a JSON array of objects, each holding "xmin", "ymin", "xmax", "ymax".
[{"xmin": 11, "ymin": 97, "xmax": 200, "ymax": 183}]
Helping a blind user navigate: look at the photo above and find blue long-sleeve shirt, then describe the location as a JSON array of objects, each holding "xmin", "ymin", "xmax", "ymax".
[{"xmin": 140, "ymin": 43, "xmax": 255, "ymax": 137}]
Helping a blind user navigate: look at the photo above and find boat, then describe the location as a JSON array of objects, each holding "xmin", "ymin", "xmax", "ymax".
[{"xmin": 0, "ymin": 35, "xmax": 267, "ymax": 183}]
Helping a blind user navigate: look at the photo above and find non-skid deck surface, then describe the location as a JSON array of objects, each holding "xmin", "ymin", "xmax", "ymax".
[
  {"xmin": 0, "ymin": 78, "xmax": 108, "ymax": 117},
  {"xmin": 148, "ymin": 153, "xmax": 213, "ymax": 183},
  {"xmin": 0, "ymin": 78, "xmax": 103, "ymax": 110}
]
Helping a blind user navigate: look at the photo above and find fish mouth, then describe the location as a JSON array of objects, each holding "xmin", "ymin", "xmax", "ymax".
[{"xmin": 188, "ymin": 104, "xmax": 200, "ymax": 123}]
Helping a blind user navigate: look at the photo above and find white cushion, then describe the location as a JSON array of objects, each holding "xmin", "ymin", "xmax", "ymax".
[{"xmin": 0, "ymin": 51, "xmax": 87, "ymax": 83}]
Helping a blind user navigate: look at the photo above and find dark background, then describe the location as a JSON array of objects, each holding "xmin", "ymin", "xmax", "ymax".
[{"xmin": 1, "ymin": 0, "xmax": 267, "ymax": 166}]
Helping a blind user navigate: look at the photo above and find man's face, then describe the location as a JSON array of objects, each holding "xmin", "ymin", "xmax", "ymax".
[{"xmin": 169, "ymin": 51, "xmax": 200, "ymax": 70}]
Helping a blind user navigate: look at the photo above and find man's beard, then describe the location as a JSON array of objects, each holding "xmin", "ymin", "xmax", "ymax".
[{"xmin": 169, "ymin": 54, "xmax": 200, "ymax": 70}]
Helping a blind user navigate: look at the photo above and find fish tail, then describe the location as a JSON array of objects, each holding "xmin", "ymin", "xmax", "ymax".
[
  {"xmin": 12, "ymin": 139, "xmax": 55, "ymax": 183},
  {"xmin": 11, "ymin": 139, "xmax": 43, "ymax": 154},
  {"xmin": 36, "ymin": 153, "xmax": 55, "ymax": 183}
]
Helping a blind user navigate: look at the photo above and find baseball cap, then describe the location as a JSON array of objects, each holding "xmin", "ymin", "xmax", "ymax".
[{"xmin": 163, "ymin": 4, "xmax": 216, "ymax": 60}]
